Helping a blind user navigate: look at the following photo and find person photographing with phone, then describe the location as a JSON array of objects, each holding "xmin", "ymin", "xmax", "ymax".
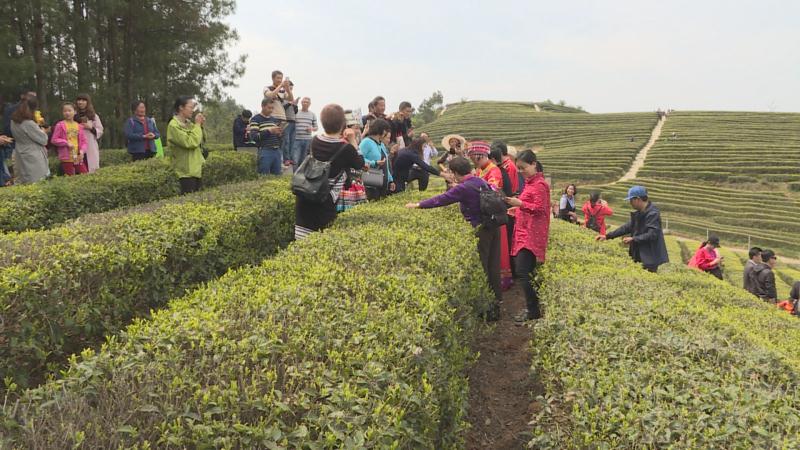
[{"xmin": 167, "ymin": 96, "xmax": 206, "ymax": 194}]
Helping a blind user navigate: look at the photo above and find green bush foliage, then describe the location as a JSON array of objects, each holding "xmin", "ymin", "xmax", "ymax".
[
  {"xmin": 1, "ymin": 194, "xmax": 489, "ymax": 449},
  {"xmin": 529, "ymin": 221, "xmax": 800, "ymax": 448},
  {"xmin": 0, "ymin": 178, "xmax": 294, "ymax": 388},
  {"xmin": 0, "ymin": 151, "xmax": 257, "ymax": 232}
]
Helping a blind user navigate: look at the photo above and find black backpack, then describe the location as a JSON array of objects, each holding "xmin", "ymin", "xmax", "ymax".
[
  {"xmin": 291, "ymin": 142, "xmax": 347, "ymax": 203},
  {"xmin": 586, "ymin": 208, "xmax": 600, "ymax": 232},
  {"xmin": 474, "ymin": 183, "xmax": 509, "ymax": 229},
  {"xmin": 499, "ymin": 166, "xmax": 514, "ymax": 197}
]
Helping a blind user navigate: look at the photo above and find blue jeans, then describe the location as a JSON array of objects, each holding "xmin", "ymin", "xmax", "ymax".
[
  {"xmin": 281, "ymin": 121, "xmax": 296, "ymax": 162},
  {"xmin": 293, "ymin": 139, "xmax": 311, "ymax": 168},
  {"xmin": 258, "ymin": 148, "xmax": 283, "ymax": 175}
]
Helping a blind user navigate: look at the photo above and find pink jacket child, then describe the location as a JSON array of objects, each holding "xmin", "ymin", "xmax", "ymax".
[{"xmin": 50, "ymin": 120, "xmax": 88, "ymax": 174}]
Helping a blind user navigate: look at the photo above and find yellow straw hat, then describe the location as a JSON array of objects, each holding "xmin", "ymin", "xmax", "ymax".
[{"xmin": 441, "ymin": 134, "xmax": 466, "ymax": 150}]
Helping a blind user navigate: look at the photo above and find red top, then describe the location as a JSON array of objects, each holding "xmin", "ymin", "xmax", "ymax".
[
  {"xmin": 692, "ymin": 246, "xmax": 719, "ymax": 271},
  {"xmin": 476, "ymin": 161, "xmax": 503, "ymax": 189},
  {"xmin": 581, "ymin": 201, "xmax": 614, "ymax": 236},
  {"xmin": 511, "ymin": 172, "xmax": 551, "ymax": 261},
  {"xmin": 500, "ymin": 158, "xmax": 519, "ymax": 194}
]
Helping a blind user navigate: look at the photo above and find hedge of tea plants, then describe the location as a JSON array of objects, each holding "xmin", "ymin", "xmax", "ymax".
[
  {"xmin": 0, "ymin": 178, "xmax": 294, "ymax": 389},
  {"xmin": 1, "ymin": 194, "xmax": 489, "ymax": 449},
  {"xmin": 529, "ymin": 221, "xmax": 800, "ymax": 448},
  {"xmin": 0, "ymin": 151, "xmax": 257, "ymax": 232}
]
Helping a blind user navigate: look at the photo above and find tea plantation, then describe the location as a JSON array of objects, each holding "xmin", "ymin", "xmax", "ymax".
[{"xmin": 418, "ymin": 101, "xmax": 659, "ymax": 185}]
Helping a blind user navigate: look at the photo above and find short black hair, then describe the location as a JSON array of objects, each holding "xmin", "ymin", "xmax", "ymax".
[
  {"xmin": 590, "ymin": 191, "xmax": 601, "ymax": 204},
  {"xmin": 271, "ymin": 70, "xmax": 283, "ymax": 79},
  {"xmin": 173, "ymin": 95, "xmax": 194, "ymax": 114},
  {"xmin": 761, "ymin": 249, "xmax": 776, "ymax": 261},
  {"xmin": 261, "ymin": 98, "xmax": 272, "ymax": 107},
  {"xmin": 367, "ymin": 118, "xmax": 391, "ymax": 136},
  {"xmin": 492, "ymin": 140, "xmax": 508, "ymax": 156},
  {"xmin": 749, "ymin": 247, "xmax": 763, "ymax": 259},
  {"xmin": 489, "ymin": 147, "xmax": 503, "ymax": 164},
  {"xmin": 130, "ymin": 100, "xmax": 145, "ymax": 113},
  {"xmin": 448, "ymin": 156, "xmax": 472, "ymax": 176},
  {"xmin": 242, "ymin": 109, "xmax": 252, "ymax": 119},
  {"xmin": 399, "ymin": 101, "xmax": 412, "ymax": 110},
  {"xmin": 516, "ymin": 149, "xmax": 537, "ymax": 166}
]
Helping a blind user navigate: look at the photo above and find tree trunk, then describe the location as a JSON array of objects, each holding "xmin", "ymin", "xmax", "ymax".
[
  {"xmin": 72, "ymin": 0, "xmax": 89, "ymax": 92},
  {"xmin": 31, "ymin": 0, "xmax": 47, "ymax": 111}
]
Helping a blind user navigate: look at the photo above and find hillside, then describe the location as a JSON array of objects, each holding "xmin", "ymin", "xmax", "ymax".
[{"xmin": 419, "ymin": 101, "xmax": 659, "ymax": 185}]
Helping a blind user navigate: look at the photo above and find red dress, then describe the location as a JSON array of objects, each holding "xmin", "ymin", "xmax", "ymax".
[
  {"xmin": 511, "ymin": 172, "xmax": 551, "ymax": 261},
  {"xmin": 476, "ymin": 162, "xmax": 513, "ymax": 290}
]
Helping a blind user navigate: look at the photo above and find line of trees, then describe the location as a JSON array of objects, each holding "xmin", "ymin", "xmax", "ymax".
[{"xmin": 0, "ymin": 0, "xmax": 245, "ymax": 146}]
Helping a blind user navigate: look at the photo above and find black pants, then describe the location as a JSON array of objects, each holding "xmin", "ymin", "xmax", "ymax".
[
  {"xmin": 407, "ymin": 167, "xmax": 430, "ymax": 191},
  {"xmin": 131, "ymin": 151, "xmax": 154, "ymax": 161},
  {"xmin": 706, "ymin": 266, "xmax": 723, "ymax": 280},
  {"xmin": 506, "ymin": 216, "xmax": 516, "ymax": 277},
  {"xmin": 643, "ymin": 264, "xmax": 659, "ymax": 273},
  {"xmin": 477, "ymin": 226, "xmax": 503, "ymax": 302},
  {"xmin": 515, "ymin": 249, "xmax": 542, "ymax": 317},
  {"xmin": 179, "ymin": 177, "xmax": 202, "ymax": 195}
]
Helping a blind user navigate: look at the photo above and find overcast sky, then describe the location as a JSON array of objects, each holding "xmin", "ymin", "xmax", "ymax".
[{"xmin": 225, "ymin": 0, "xmax": 800, "ymax": 116}]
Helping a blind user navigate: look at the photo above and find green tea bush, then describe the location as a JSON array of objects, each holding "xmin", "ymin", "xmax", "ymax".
[
  {"xmin": 0, "ymin": 178, "xmax": 294, "ymax": 388},
  {"xmin": 1, "ymin": 194, "xmax": 489, "ymax": 449},
  {"xmin": 529, "ymin": 221, "xmax": 800, "ymax": 448},
  {"xmin": 0, "ymin": 151, "xmax": 257, "ymax": 232}
]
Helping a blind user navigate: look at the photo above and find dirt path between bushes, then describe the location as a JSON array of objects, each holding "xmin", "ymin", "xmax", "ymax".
[
  {"xmin": 465, "ymin": 284, "xmax": 543, "ymax": 449},
  {"xmin": 618, "ymin": 116, "xmax": 665, "ymax": 183}
]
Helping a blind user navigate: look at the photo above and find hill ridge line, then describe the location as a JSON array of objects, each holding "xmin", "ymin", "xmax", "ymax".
[{"xmin": 618, "ymin": 116, "xmax": 665, "ymax": 183}]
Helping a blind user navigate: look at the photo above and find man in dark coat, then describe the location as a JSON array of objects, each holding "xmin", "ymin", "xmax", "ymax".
[
  {"xmin": 598, "ymin": 185, "xmax": 669, "ymax": 272},
  {"xmin": 751, "ymin": 249, "xmax": 778, "ymax": 302},
  {"xmin": 232, "ymin": 109, "xmax": 254, "ymax": 151}
]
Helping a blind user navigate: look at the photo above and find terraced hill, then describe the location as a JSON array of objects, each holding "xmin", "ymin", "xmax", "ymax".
[
  {"xmin": 419, "ymin": 101, "xmax": 659, "ymax": 184},
  {"xmin": 639, "ymin": 111, "xmax": 800, "ymax": 183}
]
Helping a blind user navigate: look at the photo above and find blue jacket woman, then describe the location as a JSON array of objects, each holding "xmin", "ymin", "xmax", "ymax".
[{"xmin": 124, "ymin": 101, "xmax": 161, "ymax": 160}]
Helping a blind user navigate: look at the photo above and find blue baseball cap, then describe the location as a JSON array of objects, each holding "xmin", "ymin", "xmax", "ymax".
[{"xmin": 624, "ymin": 185, "xmax": 648, "ymax": 200}]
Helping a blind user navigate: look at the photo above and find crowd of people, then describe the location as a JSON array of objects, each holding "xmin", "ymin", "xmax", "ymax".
[
  {"xmin": 0, "ymin": 89, "xmax": 210, "ymax": 194},
  {"xmin": 2, "ymin": 72, "xmax": 796, "ymax": 322}
]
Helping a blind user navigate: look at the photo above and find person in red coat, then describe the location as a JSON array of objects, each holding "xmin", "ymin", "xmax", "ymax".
[
  {"xmin": 505, "ymin": 150, "xmax": 550, "ymax": 322},
  {"xmin": 690, "ymin": 235, "xmax": 723, "ymax": 280},
  {"xmin": 582, "ymin": 191, "xmax": 614, "ymax": 236},
  {"xmin": 469, "ymin": 141, "xmax": 513, "ymax": 291}
]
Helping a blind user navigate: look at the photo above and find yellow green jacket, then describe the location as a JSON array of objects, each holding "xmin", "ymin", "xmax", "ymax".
[{"xmin": 167, "ymin": 116, "xmax": 205, "ymax": 178}]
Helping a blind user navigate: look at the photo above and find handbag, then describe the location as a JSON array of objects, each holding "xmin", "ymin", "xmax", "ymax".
[
  {"xmin": 362, "ymin": 166, "xmax": 387, "ymax": 189},
  {"xmin": 336, "ymin": 172, "xmax": 368, "ymax": 212}
]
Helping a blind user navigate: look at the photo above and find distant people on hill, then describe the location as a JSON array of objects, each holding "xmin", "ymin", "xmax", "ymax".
[
  {"xmin": 597, "ymin": 185, "xmax": 669, "ymax": 273},
  {"xmin": 167, "ymin": 96, "xmax": 207, "ymax": 194},
  {"xmin": 406, "ymin": 132, "xmax": 437, "ymax": 191},
  {"xmin": 582, "ymin": 191, "xmax": 614, "ymax": 236},
  {"xmin": 751, "ymin": 249, "xmax": 778, "ymax": 303},
  {"xmin": 743, "ymin": 246, "xmax": 762, "ymax": 294},
  {"xmin": 51, "ymin": 102, "xmax": 88, "ymax": 176},
  {"xmin": 125, "ymin": 101, "xmax": 161, "ymax": 161},
  {"xmin": 405, "ymin": 156, "xmax": 503, "ymax": 321},
  {"xmin": 75, "ymin": 93, "xmax": 103, "ymax": 173},
  {"xmin": 9, "ymin": 96, "xmax": 49, "ymax": 184},
  {"xmin": 688, "ymin": 235, "xmax": 723, "ymax": 280},
  {"xmin": 294, "ymin": 97, "xmax": 317, "ymax": 165},
  {"xmin": 249, "ymin": 98, "xmax": 284, "ymax": 175},
  {"xmin": 294, "ymin": 104, "xmax": 365, "ymax": 240},
  {"xmin": 232, "ymin": 109, "xmax": 253, "ymax": 151},
  {"xmin": 558, "ymin": 184, "xmax": 579, "ymax": 223},
  {"xmin": 393, "ymin": 138, "xmax": 440, "ymax": 192},
  {"xmin": 504, "ymin": 150, "xmax": 550, "ymax": 322}
]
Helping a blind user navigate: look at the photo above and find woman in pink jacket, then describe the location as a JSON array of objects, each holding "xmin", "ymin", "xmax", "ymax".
[
  {"xmin": 505, "ymin": 149, "xmax": 551, "ymax": 322},
  {"xmin": 50, "ymin": 102, "xmax": 88, "ymax": 175}
]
